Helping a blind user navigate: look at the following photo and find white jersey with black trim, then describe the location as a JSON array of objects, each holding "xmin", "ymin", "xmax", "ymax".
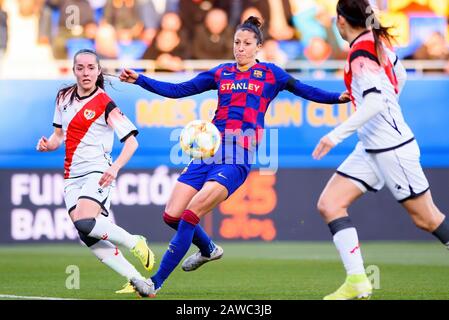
[
  {"xmin": 344, "ymin": 31, "xmax": 414, "ymax": 151},
  {"xmin": 52, "ymin": 87, "xmax": 138, "ymax": 179}
]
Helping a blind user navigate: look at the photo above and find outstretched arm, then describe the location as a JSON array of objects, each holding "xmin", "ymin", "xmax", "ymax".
[
  {"xmin": 270, "ymin": 64, "xmax": 349, "ymax": 104},
  {"xmin": 120, "ymin": 68, "xmax": 217, "ymax": 98},
  {"xmin": 287, "ymin": 78, "xmax": 350, "ymax": 104}
]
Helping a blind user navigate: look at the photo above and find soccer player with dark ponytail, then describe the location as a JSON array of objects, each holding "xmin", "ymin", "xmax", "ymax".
[
  {"xmin": 121, "ymin": 16, "xmax": 350, "ymax": 297},
  {"xmin": 37, "ymin": 49, "xmax": 155, "ymax": 294},
  {"xmin": 313, "ymin": 0, "xmax": 448, "ymax": 299}
]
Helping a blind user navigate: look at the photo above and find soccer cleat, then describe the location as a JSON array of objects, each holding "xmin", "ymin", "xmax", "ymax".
[
  {"xmin": 182, "ymin": 245, "xmax": 224, "ymax": 272},
  {"xmin": 130, "ymin": 277, "xmax": 159, "ymax": 298},
  {"xmin": 131, "ymin": 235, "xmax": 155, "ymax": 272},
  {"xmin": 324, "ymin": 274, "xmax": 373, "ymax": 300},
  {"xmin": 115, "ymin": 281, "xmax": 135, "ymax": 294}
]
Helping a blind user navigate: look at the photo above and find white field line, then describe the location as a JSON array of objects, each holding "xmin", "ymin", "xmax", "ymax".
[{"xmin": 0, "ymin": 294, "xmax": 80, "ymax": 300}]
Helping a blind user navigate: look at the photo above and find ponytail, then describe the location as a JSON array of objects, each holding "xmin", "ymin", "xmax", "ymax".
[{"xmin": 337, "ymin": 0, "xmax": 394, "ymax": 65}]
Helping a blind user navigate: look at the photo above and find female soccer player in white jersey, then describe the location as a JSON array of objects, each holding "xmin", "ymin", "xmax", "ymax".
[
  {"xmin": 36, "ymin": 49, "xmax": 155, "ymax": 294},
  {"xmin": 312, "ymin": 0, "xmax": 449, "ymax": 300}
]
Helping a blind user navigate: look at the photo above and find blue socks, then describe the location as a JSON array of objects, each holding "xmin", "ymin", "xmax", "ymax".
[
  {"xmin": 152, "ymin": 210, "xmax": 200, "ymax": 289},
  {"xmin": 163, "ymin": 212, "xmax": 215, "ymax": 257}
]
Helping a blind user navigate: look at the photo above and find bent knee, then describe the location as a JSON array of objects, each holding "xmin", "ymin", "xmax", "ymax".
[
  {"xmin": 317, "ymin": 196, "xmax": 348, "ymax": 220},
  {"xmin": 163, "ymin": 212, "xmax": 180, "ymax": 225},
  {"xmin": 73, "ymin": 218, "xmax": 96, "ymax": 235}
]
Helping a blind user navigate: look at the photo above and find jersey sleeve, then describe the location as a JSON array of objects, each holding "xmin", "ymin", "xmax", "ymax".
[
  {"xmin": 134, "ymin": 65, "xmax": 220, "ymax": 98},
  {"xmin": 52, "ymin": 100, "xmax": 62, "ymax": 128},
  {"xmin": 105, "ymin": 101, "xmax": 138, "ymax": 143},
  {"xmin": 270, "ymin": 63, "xmax": 341, "ymax": 104}
]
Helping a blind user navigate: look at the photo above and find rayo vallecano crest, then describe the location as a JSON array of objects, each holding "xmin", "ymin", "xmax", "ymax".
[{"xmin": 84, "ymin": 109, "xmax": 96, "ymax": 120}]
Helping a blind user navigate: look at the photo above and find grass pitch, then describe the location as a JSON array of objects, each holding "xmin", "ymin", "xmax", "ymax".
[{"xmin": 1, "ymin": 242, "xmax": 448, "ymax": 300}]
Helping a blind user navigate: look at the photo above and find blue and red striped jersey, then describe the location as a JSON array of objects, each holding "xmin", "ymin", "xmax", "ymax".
[{"xmin": 135, "ymin": 62, "xmax": 341, "ymax": 148}]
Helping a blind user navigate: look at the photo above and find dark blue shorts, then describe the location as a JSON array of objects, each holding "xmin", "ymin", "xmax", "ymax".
[{"xmin": 177, "ymin": 143, "xmax": 253, "ymax": 197}]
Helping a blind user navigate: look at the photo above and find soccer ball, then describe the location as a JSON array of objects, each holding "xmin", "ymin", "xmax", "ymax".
[{"xmin": 180, "ymin": 120, "xmax": 221, "ymax": 159}]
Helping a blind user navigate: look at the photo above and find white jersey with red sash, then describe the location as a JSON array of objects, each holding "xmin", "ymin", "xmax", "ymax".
[
  {"xmin": 344, "ymin": 31, "xmax": 414, "ymax": 151},
  {"xmin": 53, "ymin": 87, "xmax": 138, "ymax": 179}
]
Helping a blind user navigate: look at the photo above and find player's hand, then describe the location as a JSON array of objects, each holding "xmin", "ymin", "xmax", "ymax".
[
  {"xmin": 119, "ymin": 69, "xmax": 139, "ymax": 84},
  {"xmin": 312, "ymin": 136, "xmax": 335, "ymax": 160},
  {"xmin": 99, "ymin": 164, "xmax": 119, "ymax": 188},
  {"xmin": 36, "ymin": 136, "xmax": 49, "ymax": 152},
  {"xmin": 339, "ymin": 91, "xmax": 351, "ymax": 103}
]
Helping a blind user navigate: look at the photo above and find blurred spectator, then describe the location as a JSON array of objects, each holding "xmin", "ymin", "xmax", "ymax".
[
  {"xmin": 37, "ymin": 0, "xmax": 52, "ymax": 45},
  {"xmin": 290, "ymin": 0, "xmax": 326, "ymax": 46},
  {"xmin": 49, "ymin": 0, "xmax": 97, "ymax": 59},
  {"xmin": 315, "ymin": 5, "xmax": 348, "ymax": 60},
  {"xmin": 192, "ymin": 8, "xmax": 233, "ymax": 59},
  {"xmin": 1, "ymin": 0, "xmax": 58, "ymax": 78},
  {"xmin": 266, "ymin": 0, "xmax": 294, "ymax": 40},
  {"xmin": 178, "ymin": 0, "xmax": 233, "ymax": 40},
  {"xmin": 160, "ymin": 11, "xmax": 182, "ymax": 31},
  {"xmin": 95, "ymin": 21, "xmax": 118, "ymax": 58},
  {"xmin": 103, "ymin": 0, "xmax": 143, "ymax": 43},
  {"xmin": 412, "ymin": 31, "xmax": 449, "ymax": 60},
  {"xmin": 142, "ymin": 13, "xmax": 189, "ymax": 71},
  {"xmin": 241, "ymin": 0, "xmax": 295, "ymax": 41},
  {"xmin": 258, "ymin": 38, "xmax": 288, "ymax": 67},
  {"xmin": 138, "ymin": 0, "xmax": 178, "ymax": 45},
  {"xmin": 303, "ymin": 37, "xmax": 332, "ymax": 63},
  {"xmin": 0, "ymin": 0, "xmax": 7, "ymax": 56}
]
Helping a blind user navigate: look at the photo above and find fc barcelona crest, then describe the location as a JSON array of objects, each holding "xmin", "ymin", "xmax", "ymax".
[
  {"xmin": 253, "ymin": 70, "xmax": 263, "ymax": 78},
  {"xmin": 84, "ymin": 109, "xmax": 96, "ymax": 120}
]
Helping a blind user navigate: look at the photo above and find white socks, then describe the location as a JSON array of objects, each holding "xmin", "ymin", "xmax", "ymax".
[
  {"xmin": 88, "ymin": 216, "xmax": 138, "ymax": 250},
  {"xmin": 333, "ymin": 227, "xmax": 365, "ymax": 275},
  {"xmin": 89, "ymin": 240, "xmax": 143, "ymax": 280}
]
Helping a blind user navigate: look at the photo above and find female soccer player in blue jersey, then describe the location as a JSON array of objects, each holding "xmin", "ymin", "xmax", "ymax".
[
  {"xmin": 120, "ymin": 16, "xmax": 350, "ymax": 297},
  {"xmin": 312, "ymin": 0, "xmax": 449, "ymax": 300}
]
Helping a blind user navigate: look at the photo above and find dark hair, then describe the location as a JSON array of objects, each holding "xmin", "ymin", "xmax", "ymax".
[
  {"xmin": 337, "ymin": 0, "xmax": 393, "ymax": 64},
  {"xmin": 236, "ymin": 16, "xmax": 264, "ymax": 44},
  {"xmin": 56, "ymin": 49, "xmax": 105, "ymax": 105}
]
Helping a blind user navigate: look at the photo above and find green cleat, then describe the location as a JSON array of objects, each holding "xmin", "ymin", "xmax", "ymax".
[
  {"xmin": 130, "ymin": 236, "xmax": 155, "ymax": 272},
  {"xmin": 324, "ymin": 274, "xmax": 373, "ymax": 300}
]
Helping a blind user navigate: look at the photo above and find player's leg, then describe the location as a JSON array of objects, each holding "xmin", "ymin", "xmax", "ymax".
[
  {"xmin": 130, "ymin": 162, "xmax": 249, "ymax": 297},
  {"xmin": 147, "ymin": 181, "xmax": 228, "ymax": 291},
  {"xmin": 379, "ymin": 141, "xmax": 449, "ymax": 247},
  {"xmin": 401, "ymin": 191, "xmax": 448, "ymax": 247},
  {"xmin": 70, "ymin": 174, "xmax": 154, "ymax": 271},
  {"xmin": 319, "ymin": 144, "xmax": 382, "ymax": 300},
  {"xmin": 64, "ymin": 179, "xmax": 145, "ymax": 289},
  {"xmin": 164, "ymin": 180, "xmax": 217, "ymax": 259},
  {"xmin": 180, "ymin": 163, "xmax": 249, "ymax": 271}
]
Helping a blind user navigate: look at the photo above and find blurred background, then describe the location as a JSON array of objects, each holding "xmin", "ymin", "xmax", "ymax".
[{"xmin": 0, "ymin": 0, "xmax": 448, "ymax": 244}]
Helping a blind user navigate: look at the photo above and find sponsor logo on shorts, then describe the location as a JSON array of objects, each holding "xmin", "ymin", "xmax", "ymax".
[{"xmin": 218, "ymin": 173, "xmax": 228, "ymax": 180}]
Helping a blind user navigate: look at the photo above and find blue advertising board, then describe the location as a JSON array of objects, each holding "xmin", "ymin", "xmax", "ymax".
[{"xmin": 0, "ymin": 77, "xmax": 448, "ymax": 169}]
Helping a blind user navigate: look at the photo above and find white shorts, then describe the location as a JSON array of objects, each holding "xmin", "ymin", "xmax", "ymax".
[
  {"xmin": 337, "ymin": 140, "xmax": 429, "ymax": 202},
  {"xmin": 64, "ymin": 172, "xmax": 114, "ymax": 216}
]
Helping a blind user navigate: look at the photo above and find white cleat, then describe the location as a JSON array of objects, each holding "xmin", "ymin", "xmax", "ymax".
[
  {"xmin": 182, "ymin": 245, "xmax": 224, "ymax": 272},
  {"xmin": 130, "ymin": 277, "xmax": 158, "ymax": 298}
]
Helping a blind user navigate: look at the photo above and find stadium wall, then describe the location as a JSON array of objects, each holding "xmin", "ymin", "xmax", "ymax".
[{"xmin": 0, "ymin": 77, "xmax": 448, "ymax": 243}]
